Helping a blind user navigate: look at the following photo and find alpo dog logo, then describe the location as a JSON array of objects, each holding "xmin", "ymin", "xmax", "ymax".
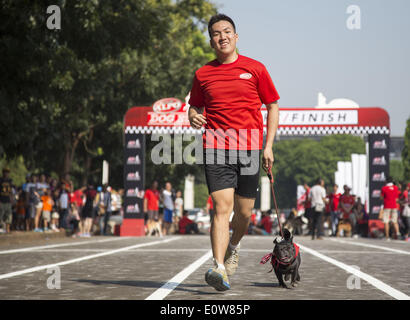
[{"xmin": 152, "ymin": 98, "xmax": 182, "ymax": 113}]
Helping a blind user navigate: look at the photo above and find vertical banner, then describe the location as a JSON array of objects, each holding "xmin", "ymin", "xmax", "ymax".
[
  {"xmin": 102, "ymin": 160, "xmax": 109, "ymax": 185},
  {"xmin": 368, "ymin": 134, "xmax": 390, "ymax": 220},
  {"xmin": 184, "ymin": 175, "xmax": 195, "ymax": 210},
  {"xmin": 124, "ymin": 133, "xmax": 146, "ymax": 220},
  {"xmin": 351, "ymin": 154, "xmax": 367, "ymax": 203},
  {"xmin": 358, "ymin": 154, "xmax": 367, "ymax": 204},
  {"xmin": 351, "ymin": 154, "xmax": 360, "ymax": 197},
  {"xmin": 260, "ymin": 176, "xmax": 270, "ymax": 212}
]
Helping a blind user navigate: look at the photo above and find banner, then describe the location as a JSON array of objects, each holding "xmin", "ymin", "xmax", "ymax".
[
  {"xmin": 368, "ymin": 134, "xmax": 390, "ymax": 219},
  {"xmin": 124, "ymin": 134, "xmax": 146, "ymax": 219}
]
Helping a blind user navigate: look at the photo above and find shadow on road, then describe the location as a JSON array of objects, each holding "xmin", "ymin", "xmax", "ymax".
[
  {"xmin": 248, "ymin": 282, "xmax": 281, "ymax": 288},
  {"xmin": 71, "ymin": 279, "xmax": 222, "ymax": 296}
]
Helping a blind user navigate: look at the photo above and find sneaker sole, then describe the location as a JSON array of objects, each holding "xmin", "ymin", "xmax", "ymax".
[{"xmin": 205, "ymin": 269, "xmax": 230, "ymax": 291}]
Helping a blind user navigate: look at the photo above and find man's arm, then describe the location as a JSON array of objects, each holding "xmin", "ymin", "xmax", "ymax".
[
  {"xmin": 188, "ymin": 106, "xmax": 206, "ymax": 129},
  {"xmin": 322, "ymin": 189, "xmax": 328, "ymax": 204},
  {"xmin": 262, "ymin": 101, "xmax": 279, "ymax": 171},
  {"xmin": 143, "ymin": 197, "xmax": 148, "ymax": 213}
]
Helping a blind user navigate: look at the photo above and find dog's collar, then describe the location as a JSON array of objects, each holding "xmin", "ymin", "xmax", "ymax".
[{"xmin": 260, "ymin": 243, "xmax": 300, "ymax": 272}]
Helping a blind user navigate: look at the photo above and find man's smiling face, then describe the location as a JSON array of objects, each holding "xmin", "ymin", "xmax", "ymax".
[{"xmin": 209, "ymin": 20, "xmax": 238, "ymax": 57}]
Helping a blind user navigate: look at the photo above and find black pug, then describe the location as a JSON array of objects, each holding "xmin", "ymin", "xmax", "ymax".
[{"xmin": 260, "ymin": 228, "xmax": 301, "ymax": 288}]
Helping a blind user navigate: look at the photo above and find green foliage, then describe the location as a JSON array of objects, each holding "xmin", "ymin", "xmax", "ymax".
[
  {"xmin": 390, "ymin": 160, "xmax": 404, "ymax": 184},
  {"xmin": 0, "ymin": 0, "xmax": 217, "ymax": 189},
  {"xmin": 0, "ymin": 156, "xmax": 29, "ymax": 187},
  {"xmin": 195, "ymin": 183, "xmax": 209, "ymax": 208},
  {"xmin": 402, "ymin": 118, "xmax": 410, "ymax": 181}
]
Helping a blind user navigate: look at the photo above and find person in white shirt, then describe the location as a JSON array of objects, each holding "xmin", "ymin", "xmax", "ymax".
[
  {"xmin": 162, "ymin": 182, "xmax": 174, "ymax": 235},
  {"xmin": 174, "ymin": 190, "xmax": 184, "ymax": 223},
  {"xmin": 309, "ymin": 178, "xmax": 328, "ymax": 240}
]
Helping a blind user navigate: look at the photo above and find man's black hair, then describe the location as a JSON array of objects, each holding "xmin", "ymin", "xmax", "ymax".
[
  {"xmin": 208, "ymin": 13, "xmax": 236, "ymax": 38},
  {"xmin": 386, "ymin": 176, "xmax": 394, "ymax": 183}
]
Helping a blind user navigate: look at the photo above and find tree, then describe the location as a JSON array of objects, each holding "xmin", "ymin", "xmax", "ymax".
[
  {"xmin": 270, "ymin": 135, "xmax": 366, "ymax": 208},
  {"xmin": 390, "ymin": 160, "xmax": 404, "ymax": 184},
  {"xmin": 0, "ymin": 0, "xmax": 217, "ymax": 188},
  {"xmin": 402, "ymin": 118, "xmax": 410, "ymax": 181}
]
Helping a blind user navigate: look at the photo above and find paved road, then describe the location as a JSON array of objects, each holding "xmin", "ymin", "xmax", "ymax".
[{"xmin": 0, "ymin": 235, "xmax": 409, "ymax": 300}]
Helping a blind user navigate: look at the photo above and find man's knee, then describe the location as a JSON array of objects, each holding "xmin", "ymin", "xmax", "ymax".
[
  {"xmin": 212, "ymin": 190, "xmax": 234, "ymax": 216},
  {"xmin": 233, "ymin": 195, "xmax": 254, "ymax": 218},
  {"xmin": 214, "ymin": 201, "xmax": 233, "ymax": 216}
]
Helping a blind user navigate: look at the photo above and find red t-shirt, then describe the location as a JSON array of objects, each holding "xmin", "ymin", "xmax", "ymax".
[
  {"xmin": 250, "ymin": 213, "xmax": 257, "ymax": 225},
  {"xmin": 339, "ymin": 194, "xmax": 355, "ymax": 219},
  {"xmin": 189, "ymin": 54, "xmax": 280, "ymax": 150},
  {"xmin": 304, "ymin": 188, "xmax": 311, "ymax": 209},
  {"xmin": 73, "ymin": 189, "xmax": 84, "ymax": 207},
  {"xmin": 381, "ymin": 184, "xmax": 400, "ymax": 209},
  {"xmin": 329, "ymin": 192, "xmax": 341, "ymax": 212},
  {"xmin": 178, "ymin": 216, "xmax": 194, "ymax": 234},
  {"xmin": 261, "ymin": 216, "xmax": 272, "ymax": 234},
  {"xmin": 144, "ymin": 189, "xmax": 159, "ymax": 211},
  {"xmin": 207, "ymin": 195, "xmax": 214, "ymax": 210},
  {"xmin": 400, "ymin": 190, "xmax": 409, "ymax": 206}
]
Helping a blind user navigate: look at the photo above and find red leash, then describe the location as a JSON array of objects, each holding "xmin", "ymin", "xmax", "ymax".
[{"xmin": 266, "ymin": 167, "xmax": 284, "ymax": 239}]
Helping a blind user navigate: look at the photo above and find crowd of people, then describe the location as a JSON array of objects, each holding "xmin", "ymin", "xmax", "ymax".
[
  {"xmin": 0, "ymin": 168, "xmax": 123, "ymax": 236},
  {"xmin": 247, "ymin": 177, "xmax": 410, "ymax": 242},
  {"xmin": 143, "ymin": 180, "xmax": 204, "ymax": 236},
  {"xmin": 1, "ymin": 167, "xmax": 409, "ymax": 242}
]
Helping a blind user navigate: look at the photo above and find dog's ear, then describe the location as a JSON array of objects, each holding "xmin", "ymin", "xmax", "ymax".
[
  {"xmin": 283, "ymin": 228, "xmax": 291, "ymax": 241},
  {"xmin": 273, "ymin": 237, "xmax": 279, "ymax": 244}
]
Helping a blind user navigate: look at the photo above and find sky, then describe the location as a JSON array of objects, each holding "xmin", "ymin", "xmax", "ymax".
[{"xmin": 209, "ymin": 0, "xmax": 410, "ymax": 136}]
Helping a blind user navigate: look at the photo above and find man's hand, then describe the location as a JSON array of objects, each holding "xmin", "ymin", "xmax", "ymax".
[
  {"xmin": 263, "ymin": 102, "xmax": 278, "ymax": 173},
  {"xmin": 378, "ymin": 208, "xmax": 384, "ymax": 220},
  {"xmin": 262, "ymin": 147, "xmax": 274, "ymax": 172},
  {"xmin": 188, "ymin": 106, "xmax": 206, "ymax": 129}
]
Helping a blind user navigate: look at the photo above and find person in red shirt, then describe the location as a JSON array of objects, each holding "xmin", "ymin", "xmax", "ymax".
[
  {"xmin": 251, "ymin": 211, "xmax": 272, "ymax": 235},
  {"xmin": 188, "ymin": 14, "xmax": 280, "ymax": 291},
  {"xmin": 178, "ymin": 210, "xmax": 200, "ymax": 234},
  {"xmin": 259, "ymin": 211, "xmax": 273, "ymax": 235},
  {"xmin": 380, "ymin": 177, "xmax": 400, "ymax": 240},
  {"xmin": 206, "ymin": 195, "xmax": 214, "ymax": 223},
  {"xmin": 143, "ymin": 181, "xmax": 160, "ymax": 226},
  {"xmin": 399, "ymin": 183, "xmax": 410, "ymax": 241},
  {"xmin": 72, "ymin": 188, "xmax": 85, "ymax": 210},
  {"xmin": 303, "ymin": 183, "xmax": 313, "ymax": 235},
  {"xmin": 329, "ymin": 184, "xmax": 341, "ymax": 236},
  {"xmin": 338, "ymin": 185, "xmax": 355, "ymax": 236}
]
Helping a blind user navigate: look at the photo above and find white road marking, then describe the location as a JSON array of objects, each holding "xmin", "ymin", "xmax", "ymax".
[
  {"xmin": 26, "ymin": 248, "xmax": 211, "ymax": 253},
  {"xmin": 0, "ymin": 237, "xmax": 133, "ymax": 255},
  {"xmin": 23, "ymin": 248, "xmax": 404, "ymax": 254},
  {"xmin": 298, "ymin": 243, "xmax": 410, "ymax": 300},
  {"xmin": 145, "ymin": 250, "xmax": 213, "ymax": 300},
  {"xmin": 329, "ymin": 238, "xmax": 410, "ymax": 255},
  {"xmin": 0, "ymin": 237, "xmax": 181, "ymax": 280}
]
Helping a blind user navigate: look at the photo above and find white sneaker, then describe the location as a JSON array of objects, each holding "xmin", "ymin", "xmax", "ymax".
[{"xmin": 224, "ymin": 243, "xmax": 240, "ymax": 276}]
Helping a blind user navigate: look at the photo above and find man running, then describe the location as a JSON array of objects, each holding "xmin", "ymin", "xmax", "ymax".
[
  {"xmin": 188, "ymin": 14, "xmax": 280, "ymax": 291},
  {"xmin": 380, "ymin": 177, "xmax": 400, "ymax": 240}
]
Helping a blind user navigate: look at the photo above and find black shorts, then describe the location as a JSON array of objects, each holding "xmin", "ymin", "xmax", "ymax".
[
  {"xmin": 81, "ymin": 205, "xmax": 93, "ymax": 219},
  {"xmin": 204, "ymin": 149, "xmax": 261, "ymax": 199}
]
